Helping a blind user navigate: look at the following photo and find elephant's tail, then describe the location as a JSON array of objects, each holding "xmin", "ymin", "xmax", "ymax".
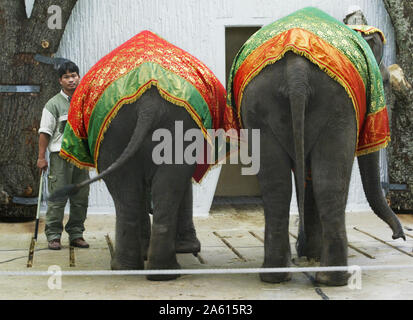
[
  {"xmin": 286, "ymin": 54, "xmax": 311, "ymax": 254},
  {"xmin": 48, "ymin": 104, "xmax": 154, "ymax": 202},
  {"xmin": 358, "ymin": 152, "xmax": 405, "ymax": 240}
]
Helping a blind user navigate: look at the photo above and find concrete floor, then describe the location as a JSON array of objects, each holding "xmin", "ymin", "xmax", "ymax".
[{"xmin": 1, "ymin": 202, "xmax": 413, "ymax": 300}]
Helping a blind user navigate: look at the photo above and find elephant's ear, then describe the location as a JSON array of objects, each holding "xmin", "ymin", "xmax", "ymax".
[
  {"xmin": 362, "ymin": 32, "xmax": 384, "ymax": 65},
  {"xmin": 347, "ymin": 25, "xmax": 386, "ymax": 65}
]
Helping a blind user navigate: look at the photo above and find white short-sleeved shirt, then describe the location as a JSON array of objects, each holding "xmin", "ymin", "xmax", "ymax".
[{"xmin": 39, "ymin": 90, "xmax": 71, "ymax": 152}]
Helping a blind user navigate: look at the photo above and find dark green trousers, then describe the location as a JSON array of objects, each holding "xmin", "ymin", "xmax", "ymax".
[{"xmin": 45, "ymin": 152, "xmax": 90, "ymax": 242}]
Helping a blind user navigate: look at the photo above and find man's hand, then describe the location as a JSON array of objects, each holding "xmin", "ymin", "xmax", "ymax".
[{"xmin": 37, "ymin": 158, "xmax": 48, "ymax": 172}]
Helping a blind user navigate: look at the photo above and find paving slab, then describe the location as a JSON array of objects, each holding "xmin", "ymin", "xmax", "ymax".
[{"xmin": 0, "ymin": 205, "xmax": 412, "ymax": 300}]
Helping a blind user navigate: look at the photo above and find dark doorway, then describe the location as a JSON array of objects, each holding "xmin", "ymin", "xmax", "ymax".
[
  {"xmin": 225, "ymin": 26, "xmax": 261, "ymax": 86},
  {"xmin": 214, "ymin": 26, "xmax": 262, "ymax": 197}
]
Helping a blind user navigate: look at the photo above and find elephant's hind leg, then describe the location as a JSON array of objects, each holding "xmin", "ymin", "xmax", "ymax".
[
  {"xmin": 108, "ymin": 181, "xmax": 147, "ymax": 271},
  {"xmin": 310, "ymin": 115, "xmax": 356, "ymax": 286},
  {"xmin": 146, "ymin": 164, "xmax": 196, "ymax": 281},
  {"xmin": 257, "ymin": 130, "xmax": 293, "ymax": 283}
]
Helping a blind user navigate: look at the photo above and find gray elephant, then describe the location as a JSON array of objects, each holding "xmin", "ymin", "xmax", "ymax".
[
  {"xmin": 96, "ymin": 88, "xmax": 200, "ymax": 280},
  {"xmin": 229, "ymin": 8, "xmax": 405, "ymax": 286},
  {"xmin": 51, "ymin": 30, "xmax": 237, "ymax": 281},
  {"xmin": 54, "ymin": 88, "xmax": 201, "ymax": 281}
]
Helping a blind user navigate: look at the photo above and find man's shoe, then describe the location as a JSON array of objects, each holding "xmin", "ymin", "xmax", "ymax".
[
  {"xmin": 70, "ymin": 238, "xmax": 89, "ymax": 248},
  {"xmin": 48, "ymin": 239, "xmax": 61, "ymax": 250}
]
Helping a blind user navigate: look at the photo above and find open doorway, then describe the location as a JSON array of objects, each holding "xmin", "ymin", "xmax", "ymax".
[{"xmin": 213, "ymin": 26, "xmax": 262, "ymax": 200}]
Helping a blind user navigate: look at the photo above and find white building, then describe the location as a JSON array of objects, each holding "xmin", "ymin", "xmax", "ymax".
[{"xmin": 50, "ymin": 0, "xmax": 395, "ymax": 215}]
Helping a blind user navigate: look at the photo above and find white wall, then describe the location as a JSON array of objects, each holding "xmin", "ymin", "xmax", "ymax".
[{"xmin": 55, "ymin": 0, "xmax": 396, "ymax": 215}]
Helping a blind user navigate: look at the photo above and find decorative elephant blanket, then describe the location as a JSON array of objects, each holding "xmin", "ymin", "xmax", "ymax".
[
  {"xmin": 60, "ymin": 30, "xmax": 238, "ymax": 182},
  {"xmin": 227, "ymin": 7, "xmax": 390, "ymax": 156}
]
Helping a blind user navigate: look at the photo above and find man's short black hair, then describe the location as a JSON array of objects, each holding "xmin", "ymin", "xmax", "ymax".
[{"xmin": 58, "ymin": 61, "xmax": 80, "ymax": 78}]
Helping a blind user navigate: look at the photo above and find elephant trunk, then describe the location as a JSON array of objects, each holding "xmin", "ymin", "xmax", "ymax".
[
  {"xmin": 286, "ymin": 55, "xmax": 310, "ymax": 252},
  {"xmin": 357, "ymin": 152, "xmax": 405, "ymax": 240},
  {"xmin": 49, "ymin": 104, "xmax": 156, "ymax": 202}
]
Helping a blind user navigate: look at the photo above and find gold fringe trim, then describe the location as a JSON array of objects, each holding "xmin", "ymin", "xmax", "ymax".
[
  {"xmin": 355, "ymin": 136, "xmax": 391, "ymax": 157},
  {"xmin": 236, "ymin": 45, "xmax": 362, "ymax": 151},
  {"xmin": 93, "ymin": 80, "xmax": 214, "ymax": 173},
  {"xmin": 59, "ymin": 150, "xmax": 95, "ymax": 171},
  {"xmin": 347, "ymin": 25, "xmax": 387, "ymax": 44},
  {"xmin": 93, "ymin": 82, "xmax": 153, "ymax": 171}
]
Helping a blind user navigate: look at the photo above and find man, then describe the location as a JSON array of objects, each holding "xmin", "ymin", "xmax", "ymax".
[{"xmin": 37, "ymin": 61, "xmax": 90, "ymax": 250}]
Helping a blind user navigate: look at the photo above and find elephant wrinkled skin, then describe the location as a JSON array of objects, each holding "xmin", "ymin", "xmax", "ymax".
[
  {"xmin": 51, "ymin": 87, "xmax": 201, "ymax": 281},
  {"xmin": 240, "ymin": 33, "xmax": 405, "ymax": 286}
]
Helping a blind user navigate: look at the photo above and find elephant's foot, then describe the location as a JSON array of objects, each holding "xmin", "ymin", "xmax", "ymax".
[
  {"xmin": 259, "ymin": 263, "xmax": 292, "ymax": 283},
  {"xmin": 296, "ymin": 244, "xmax": 321, "ymax": 262},
  {"xmin": 146, "ymin": 261, "xmax": 181, "ymax": 281},
  {"xmin": 111, "ymin": 257, "xmax": 144, "ymax": 271},
  {"xmin": 260, "ymin": 271, "xmax": 292, "ymax": 283},
  {"xmin": 146, "ymin": 273, "xmax": 180, "ymax": 281},
  {"xmin": 296, "ymin": 233, "xmax": 322, "ymax": 261},
  {"xmin": 303, "ymin": 250, "xmax": 321, "ymax": 262},
  {"xmin": 315, "ymin": 271, "xmax": 349, "ymax": 286},
  {"xmin": 292, "ymin": 256, "xmax": 320, "ymax": 267},
  {"xmin": 176, "ymin": 232, "xmax": 201, "ymax": 254}
]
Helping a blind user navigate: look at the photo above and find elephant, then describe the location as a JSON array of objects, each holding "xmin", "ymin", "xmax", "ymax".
[
  {"xmin": 99, "ymin": 87, "xmax": 203, "ymax": 280},
  {"xmin": 50, "ymin": 30, "xmax": 240, "ymax": 281},
  {"xmin": 52, "ymin": 87, "xmax": 202, "ymax": 281},
  {"xmin": 237, "ymin": 24, "xmax": 405, "ymax": 285}
]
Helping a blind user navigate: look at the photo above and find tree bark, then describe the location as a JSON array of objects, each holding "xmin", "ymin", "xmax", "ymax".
[
  {"xmin": 383, "ymin": 0, "xmax": 413, "ymax": 212},
  {"xmin": 0, "ymin": 0, "xmax": 77, "ymax": 220}
]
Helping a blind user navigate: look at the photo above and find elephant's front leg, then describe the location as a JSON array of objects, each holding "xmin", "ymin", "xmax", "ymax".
[
  {"xmin": 137, "ymin": 181, "xmax": 153, "ymax": 261},
  {"xmin": 296, "ymin": 170, "xmax": 322, "ymax": 261},
  {"xmin": 176, "ymin": 181, "xmax": 201, "ymax": 254},
  {"xmin": 257, "ymin": 131, "xmax": 293, "ymax": 283}
]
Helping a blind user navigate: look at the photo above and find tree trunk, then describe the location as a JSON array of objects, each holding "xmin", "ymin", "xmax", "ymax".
[
  {"xmin": 383, "ymin": 0, "xmax": 413, "ymax": 212},
  {"xmin": 0, "ymin": 0, "xmax": 77, "ymax": 220}
]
